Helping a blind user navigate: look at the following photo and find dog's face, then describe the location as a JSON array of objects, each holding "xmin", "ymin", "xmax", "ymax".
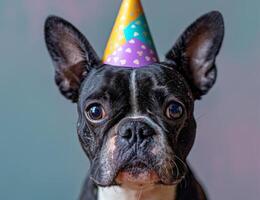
[
  {"xmin": 45, "ymin": 11, "xmax": 224, "ymax": 189},
  {"xmin": 77, "ymin": 64, "xmax": 194, "ymax": 188}
]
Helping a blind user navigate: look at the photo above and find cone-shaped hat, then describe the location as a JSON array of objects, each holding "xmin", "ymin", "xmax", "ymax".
[{"xmin": 103, "ymin": 0, "xmax": 159, "ymax": 68}]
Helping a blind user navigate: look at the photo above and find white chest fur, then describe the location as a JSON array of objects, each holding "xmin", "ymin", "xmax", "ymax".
[{"xmin": 98, "ymin": 185, "xmax": 177, "ymax": 200}]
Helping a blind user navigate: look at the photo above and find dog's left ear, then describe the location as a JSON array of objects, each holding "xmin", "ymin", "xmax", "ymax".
[
  {"xmin": 44, "ymin": 16, "xmax": 100, "ymax": 102},
  {"xmin": 165, "ymin": 11, "xmax": 224, "ymax": 99}
]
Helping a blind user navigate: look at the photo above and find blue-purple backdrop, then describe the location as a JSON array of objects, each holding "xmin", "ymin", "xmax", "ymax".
[{"xmin": 0, "ymin": 0, "xmax": 259, "ymax": 199}]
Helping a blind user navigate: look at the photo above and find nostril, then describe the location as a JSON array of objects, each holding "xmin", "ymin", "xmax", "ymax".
[
  {"xmin": 120, "ymin": 128, "xmax": 132, "ymax": 139},
  {"xmin": 139, "ymin": 128, "xmax": 154, "ymax": 138}
]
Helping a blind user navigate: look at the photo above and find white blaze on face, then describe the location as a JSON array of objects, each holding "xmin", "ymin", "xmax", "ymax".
[{"xmin": 130, "ymin": 70, "xmax": 138, "ymax": 114}]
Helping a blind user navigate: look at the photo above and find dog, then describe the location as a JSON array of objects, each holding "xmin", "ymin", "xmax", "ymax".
[{"xmin": 44, "ymin": 10, "xmax": 224, "ymax": 200}]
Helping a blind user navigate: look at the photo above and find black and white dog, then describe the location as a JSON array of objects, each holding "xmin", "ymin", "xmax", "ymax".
[{"xmin": 44, "ymin": 11, "xmax": 224, "ymax": 200}]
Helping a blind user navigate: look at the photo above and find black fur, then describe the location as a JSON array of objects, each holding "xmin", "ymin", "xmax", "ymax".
[
  {"xmin": 44, "ymin": 10, "xmax": 224, "ymax": 200},
  {"xmin": 44, "ymin": 16, "xmax": 100, "ymax": 102},
  {"xmin": 166, "ymin": 11, "xmax": 224, "ymax": 99}
]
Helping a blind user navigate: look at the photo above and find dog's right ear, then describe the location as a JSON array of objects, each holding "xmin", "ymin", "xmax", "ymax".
[
  {"xmin": 44, "ymin": 16, "xmax": 100, "ymax": 102},
  {"xmin": 165, "ymin": 11, "xmax": 224, "ymax": 99}
]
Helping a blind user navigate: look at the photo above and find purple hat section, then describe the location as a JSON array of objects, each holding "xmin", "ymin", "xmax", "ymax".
[{"xmin": 104, "ymin": 38, "xmax": 158, "ymax": 68}]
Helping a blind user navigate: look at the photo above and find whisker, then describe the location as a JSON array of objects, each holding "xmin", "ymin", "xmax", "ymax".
[
  {"xmin": 174, "ymin": 155, "xmax": 188, "ymax": 173},
  {"xmin": 137, "ymin": 189, "xmax": 143, "ymax": 200},
  {"xmin": 174, "ymin": 155, "xmax": 188, "ymax": 188},
  {"xmin": 173, "ymin": 160, "xmax": 179, "ymax": 179}
]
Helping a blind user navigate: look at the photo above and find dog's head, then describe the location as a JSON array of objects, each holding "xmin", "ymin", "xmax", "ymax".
[{"xmin": 44, "ymin": 11, "xmax": 224, "ymax": 189}]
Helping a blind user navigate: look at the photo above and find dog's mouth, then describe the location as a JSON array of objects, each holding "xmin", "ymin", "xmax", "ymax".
[
  {"xmin": 115, "ymin": 161, "xmax": 160, "ymax": 189},
  {"xmin": 90, "ymin": 156, "xmax": 187, "ymax": 188}
]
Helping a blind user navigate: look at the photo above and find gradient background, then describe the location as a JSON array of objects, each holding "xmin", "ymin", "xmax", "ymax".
[{"xmin": 0, "ymin": 0, "xmax": 259, "ymax": 199}]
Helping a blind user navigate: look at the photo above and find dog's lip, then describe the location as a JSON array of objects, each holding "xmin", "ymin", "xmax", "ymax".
[
  {"xmin": 116, "ymin": 171, "xmax": 159, "ymax": 187},
  {"xmin": 115, "ymin": 161, "xmax": 160, "ymax": 187},
  {"xmin": 90, "ymin": 160, "xmax": 186, "ymax": 187}
]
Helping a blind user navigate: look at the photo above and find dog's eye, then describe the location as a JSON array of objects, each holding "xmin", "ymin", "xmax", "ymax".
[
  {"xmin": 166, "ymin": 101, "xmax": 184, "ymax": 120},
  {"xmin": 85, "ymin": 104, "xmax": 106, "ymax": 121}
]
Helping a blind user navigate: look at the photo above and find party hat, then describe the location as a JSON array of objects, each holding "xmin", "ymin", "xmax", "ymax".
[{"xmin": 103, "ymin": 0, "xmax": 159, "ymax": 68}]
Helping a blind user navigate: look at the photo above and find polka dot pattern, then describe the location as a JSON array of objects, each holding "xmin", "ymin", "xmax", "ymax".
[
  {"xmin": 105, "ymin": 38, "xmax": 158, "ymax": 68},
  {"xmin": 124, "ymin": 15, "xmax": 155, "ymax": 50},
  {"xmin": 102, "ymin": 0, "xmax": 159, "ymax": 68}
]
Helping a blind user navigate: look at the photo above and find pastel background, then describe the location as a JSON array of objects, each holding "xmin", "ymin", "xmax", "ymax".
[{"xmin": 0, "ymin": 0, "xmax": 259, "ymax": 199}]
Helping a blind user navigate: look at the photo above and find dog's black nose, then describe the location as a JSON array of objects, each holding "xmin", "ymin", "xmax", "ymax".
[{"xmin": 118, "ymin": 120, "xmax": 155, "ymax": 144}]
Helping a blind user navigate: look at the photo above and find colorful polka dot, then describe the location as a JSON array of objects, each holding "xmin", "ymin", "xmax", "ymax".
[{"xmin": 105, "ymin": 38, "xmax": 158, "ymax": 68}]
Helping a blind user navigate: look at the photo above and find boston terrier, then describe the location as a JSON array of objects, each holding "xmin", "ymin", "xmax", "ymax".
[{"xmin": 44, "ymin": 10, "xmax": 224, "ymax": 200}]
